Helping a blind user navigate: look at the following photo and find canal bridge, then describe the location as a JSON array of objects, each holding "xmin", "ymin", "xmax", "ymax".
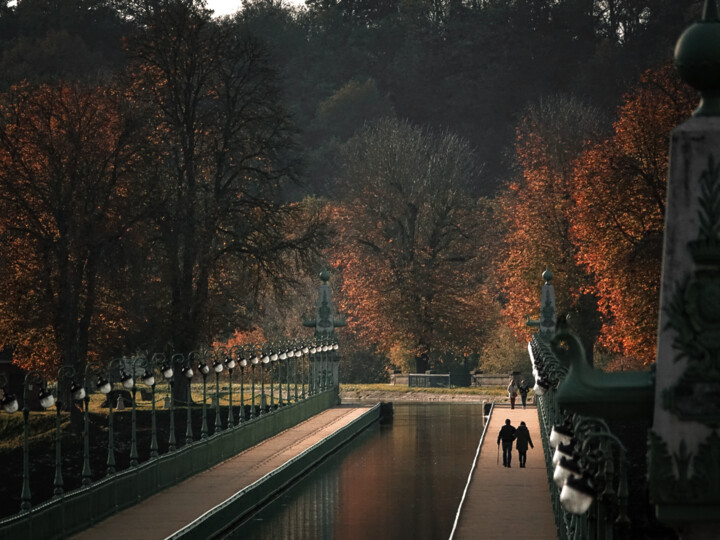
[{"xmin": 6, "ymin": 5, "xmax": 720, "ymax": 539}]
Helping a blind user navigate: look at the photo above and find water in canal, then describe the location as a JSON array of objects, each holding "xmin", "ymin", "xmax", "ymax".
[{"xmin": 224, "ymin": 402, "xmax": 484, "ymax": 540}]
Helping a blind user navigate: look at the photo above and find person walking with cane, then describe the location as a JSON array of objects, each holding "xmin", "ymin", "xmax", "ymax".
[{"xmin": 497, "ymin": 418, "xmax": 516, "ymax": 468}]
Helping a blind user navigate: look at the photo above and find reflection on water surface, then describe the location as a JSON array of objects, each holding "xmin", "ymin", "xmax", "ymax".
[{"xmin": 224, "ymin": 402, "xmax": 484, "ymax": 540}]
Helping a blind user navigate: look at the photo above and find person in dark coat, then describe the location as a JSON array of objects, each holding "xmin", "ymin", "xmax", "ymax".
[
  {"xmin": 518, "ymin": 380, "xmax": 530, "ymax": 409},
  {"xmin": 515, "ymin": 421, "xmax": 534, "ymax": 468},
  {"xmin": 497, "ymin": 418, "xmax": 516, "ymax": 467}
]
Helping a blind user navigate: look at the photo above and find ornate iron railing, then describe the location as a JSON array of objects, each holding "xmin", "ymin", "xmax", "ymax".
[
  {"xmin": 531, "ymin": 334, "xmax": 631, "ymax": 540},
  {"xmin": 0, "ymin": 337, "xmax": 340, "ymax": 539}
]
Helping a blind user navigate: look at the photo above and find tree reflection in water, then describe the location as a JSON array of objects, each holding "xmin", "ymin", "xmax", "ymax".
[{"xmin": 225, "ymin": 403, "xmax": 484, "ymax": 540}]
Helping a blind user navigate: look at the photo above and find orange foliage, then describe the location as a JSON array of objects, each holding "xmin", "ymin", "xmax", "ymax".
[
  {"xmin": 0, "ymin": 82, "xmax": 141, "ymax": 374},
  {"xmin": 214, "ymin": 328, "xmax": 266, "ymax": 350},
  {"xmin": 496, "ymin": 95, "xmax": 603, "ymax": 341},
  {"xmin": 570, "ymin": 64, "xmax": 696, "ymax": 365}
]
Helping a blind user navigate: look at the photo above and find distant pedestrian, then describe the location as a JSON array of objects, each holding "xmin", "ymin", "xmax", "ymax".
[
  {"xmin": 507, "ymin": 377, "xmax": 518, "ymax": 409},
  {"xmin": 518, "ymin": 380, "xmax": 530, "ymax": 409},
  {"xmin": 497, "ymin": 418, "xmax": 516, "ymax": 467},
  {"xmin": 515, "ymin": 421, "xmax": 534, "ymax": 468}
]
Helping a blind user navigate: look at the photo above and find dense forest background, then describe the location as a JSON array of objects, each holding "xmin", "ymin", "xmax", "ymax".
[{"xmin": 0, "ymin": 0, "xmax": 703, "ymax": 382}]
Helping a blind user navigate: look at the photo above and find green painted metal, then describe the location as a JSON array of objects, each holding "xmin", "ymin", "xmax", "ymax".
[
  {"xmin": 53, "ymin": 365, "xmax": 75, "ymax": 497},
  {"xmin": 553, "ymin": 329, "xmax": 654, "ymax": 420},
  {"xmin": 532, "ymin": 330, "xmax": 635, "ymax": 540},
  {"xmin": 675, "ymin": 0, "xmax": 720, "ymax": 116},
  {"xmin": 0, "ymin": 389, "xmax": 338, "ymax": 540},
  {"xmin": 21, "ymin": 371, "xmax": 53, "ymax": 512},
  {"xmin": 167, "ymin": 402, "xmax": 381, "ymax": 540}
]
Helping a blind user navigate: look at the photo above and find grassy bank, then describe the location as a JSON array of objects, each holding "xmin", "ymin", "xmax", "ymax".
[{"xmin": 339, "ymin": 383, "xmax": 519, "ymax": 403}]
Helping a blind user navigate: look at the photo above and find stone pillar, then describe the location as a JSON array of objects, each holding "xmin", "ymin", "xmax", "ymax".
[
  {"xmin": 650, "ymin": 3, "xmax": 720, "ymax": 535},
  {"xmin": 303, "ymin": 270, "xmax": 346, "ymax": 388},
  {"xmin": 539, "ymin": 269, "xmax": 556, "ymax": 339},
  {"xmin": 527, "ymin": 268, "xmax": 556, "ymax": 339}
]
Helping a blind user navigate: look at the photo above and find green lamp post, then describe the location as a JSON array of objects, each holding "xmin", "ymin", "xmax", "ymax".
[
  {"xmin": 250, "ymin": 351, "xmax": 259, "ymax": 417},
  {"xmin": 238, "ymin": 351, "xmax": 247, "ymax": 422},
  {"xmin": 197, "ymin": 352, "xmax": 211, "ymax": 438},
  {"xmin": 180, "ymin": 355, "xmax": 194, "ymax": 446},
  {"xmin": 81, "ymin": 364, "xmax": 111, "ymax": 485},
  {"xmin": 21, "ymin": 371, "xmax": 55, "ymax": 511},
  {"xmin": 212, "ymin": 352, "xmax": 224, "ymax": 431},
  {"xmin": 53, "ymin": 365, "xmax": 76, "ymax": 496},
  {"xmin": 143, "ymin": 357, "xmax": 159, "ymax": 458},
  {"xmin": 226, "ymin": 348, "xmax": 237, "ymax": 427}
]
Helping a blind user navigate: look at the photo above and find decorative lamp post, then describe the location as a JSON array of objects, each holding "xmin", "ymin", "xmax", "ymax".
[
  {"xmin": 331, "ymin": 340, "xmax": 340, "ymax": 391},
  {"xmin": 250, "ymin": 352, "xmax": 259, "ymax": 417},
  {"xmin": 198, "ymin": 353, "xmax": 211, "ymax": 439},
  {"xmin": 225, "ymin": 350, "xmax": 237, "ymax": 427},
  {"xmin": 261, "ymin": 351, "xmax": 270, "ymax": 413},
  {"xmin": 146, "ymin": 356, "xmax": 160, "ymax": 458},
  {"xmin": 213, "ymin": 354, "xmax": 224, "ymax": 433},
  {"xmin": 104, "ymin": 358, "xmax": 125, "ymax": 474},
  {"xmin": 267, "ymin": 350, "xmax": 274, "ymax": 410},
  {"xmin": 21, "ymin": 371, "xmax": 54, "ymax": 511},
  {"xmin": 308, "ymin": 343, "xmax": 317, "ymax": 395},
  {"xmin": 162, "ymin": 355, "xmax": 177, "ymax": 452},
  {"xmin": 181, "ymin": 356, "xmax": 194, "ymax": 445},
  {"xmin": 296, "ymin": 344, "xmax": 305, "ymax": 401},
  {"xmin": 53, "ymin": 365, "xmax": 77, "ymax": 496},
  {"xmin": 128, "ymin": 356, "xmax": 148, "ymax": 466},
  {"xmin": 275, "ymin": 349, "xmax": 285, "ymax": 406},
  {"xmin": 238, "ymin": 353, "xmax": 247, "ymax": 422},
  {"xmin": 81, "ymin": 365, "xmax": 111, "ymax": 485},
  {"xmin": 301, "ymin": 342, "xmax": 310, "ymax": 399},
  {"xmin": 288, "ymin": 348, "xmax": 296, "ymax": 403}
]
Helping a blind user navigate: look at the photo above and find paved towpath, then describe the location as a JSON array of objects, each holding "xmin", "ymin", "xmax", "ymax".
[
  {"xmin": 452, "ymin": 403, "xmax": 557, "ymax": 540},
  {"xmin": 71, "ymin": 405, "xmax": 372, "ymax": 540}
]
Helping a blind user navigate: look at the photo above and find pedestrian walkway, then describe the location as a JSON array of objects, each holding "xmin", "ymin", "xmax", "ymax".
[
  {"xmin": 70, "ymin": 405, "xmax": 373, "ymax": 540},
  {"xmin": 451, "ymin": 403, "xmax": 557, "ymax": 540}
]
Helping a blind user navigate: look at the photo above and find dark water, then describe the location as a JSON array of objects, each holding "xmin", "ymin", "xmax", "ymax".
[{"xmin": 223, "ymin": 402, "xmax": 484, "ymax": 540}]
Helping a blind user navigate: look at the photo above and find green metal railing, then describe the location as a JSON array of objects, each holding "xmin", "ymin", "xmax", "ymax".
[
  {"xmin": 0, "ymin": 337, "xmax": 341, "ymax": 539},
  {"xmin": 531, "ymin": 335, "xmax": 630, "ymax": 540}
]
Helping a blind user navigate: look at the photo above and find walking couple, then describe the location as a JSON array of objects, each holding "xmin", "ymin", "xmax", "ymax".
[{"xmin": 497, "ymin": 419, "xmax": 534, "ymax": 468}]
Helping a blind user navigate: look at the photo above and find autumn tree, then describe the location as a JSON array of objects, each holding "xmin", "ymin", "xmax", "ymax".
[
  {"xmin": 0, "ymin": 82, "xmax": 150, "ymax": 379},
  {"xmin": 125, "ymin": 0, "xmax": 328, "ymax": 399},
  {"xmin": 570, "ymin": 64, "xmax": 695, "ymax": 367},
  {"xmin": 329, "ymin": 118, "xmax": 491, "ymax": 374},
  {"xmin": 495, "ymin": 94, "xmax": 605, "ymax": 362}
]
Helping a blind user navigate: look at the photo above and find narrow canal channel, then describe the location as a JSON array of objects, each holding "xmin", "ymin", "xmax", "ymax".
[{"xmin": 223, "ymin": 402, "xmax": 484, "ymax": 540}]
